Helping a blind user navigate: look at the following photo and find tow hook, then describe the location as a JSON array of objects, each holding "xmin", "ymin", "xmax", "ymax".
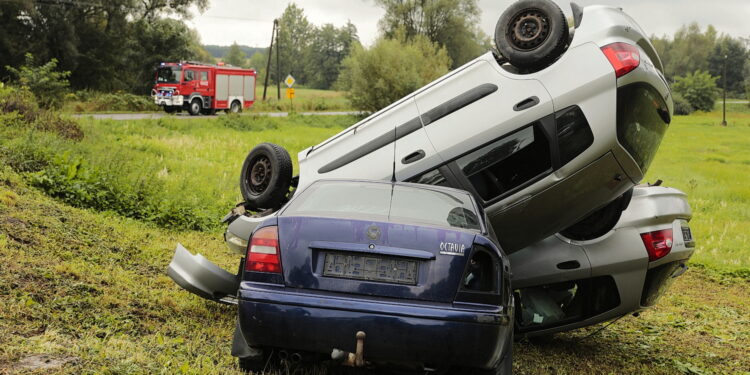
[{"xmin": 331, "ymin": 331, "xmax": 368, "ymax": 367}]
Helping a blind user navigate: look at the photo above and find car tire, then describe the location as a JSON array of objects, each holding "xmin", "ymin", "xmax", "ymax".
[
  {"xmin": 495, "ymin": 0, "xmax": 569, "ymax": 71},
  {"xmin": 188, "ymin": 98, "xmax": 202, "ymax": 116},
  {"xmin": 164, "ymin": 106, "xmax": 176, "ymax": 114},
  {"xmin": 560, "ymin": 188, "xmax": 634, "ymax": 241},
  {"xmin": 200, "ymin": 107, "xmax": 217, "ymax": 115},
  {"xmin": 240, "ymin": 143, "xmax": 293, "ymax": 210},
  {"xmin": 230, "ymin": 100, "xmax": 242, "ymax": 114}
]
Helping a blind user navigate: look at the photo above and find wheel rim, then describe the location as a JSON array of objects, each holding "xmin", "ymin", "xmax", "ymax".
[
  {"xmin": 507, "ymin": 9, "xmax": 550, "ymax": 51},
  {"xmin": 248, "ymin": 156, "xmax": 272, "ymax": 195},
  {"xmin": 192, "ymin": 102, "xmax": 200, "ymax": 113},
  {"xmin": 232, "ymin": 103, "xmax": 239, "ymax": 112}
]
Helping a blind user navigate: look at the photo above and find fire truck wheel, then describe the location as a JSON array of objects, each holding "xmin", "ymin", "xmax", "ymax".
[
  {"xmin": 188, "ymin": 99, "xmax": 202, "ymax": 116},
  {"xmin": 229, "ymin": 100, "xmax": 242, "ymax": 114},
  {"xmin": 200, "ymin": 108, "xmax": 217, "ymax": 115},
  {"xmin": 240, "ymin": 143, "xmax": 293, "ymax": 210},
  {"xmin": 494, "ymin": 0, "xmax": 568, "ymax": 71},
  {"xmin": 164, "ymin": 106, "xmax": 176, "ymax": 114}
]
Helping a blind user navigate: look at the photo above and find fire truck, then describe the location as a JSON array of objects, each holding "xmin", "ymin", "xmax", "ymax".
[{"xmin": 152, "ymin": 62, "xmax": 256, "ymax": 115}]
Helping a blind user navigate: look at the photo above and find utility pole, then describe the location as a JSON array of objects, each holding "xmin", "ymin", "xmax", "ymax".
[
  {"xmin": 262, "ymin": 19, "xmax": 278, "ymax": 101},
  {"xmin": 721, "ymin": 54, "xmax": 727, "ymax": 126},
  {"xmin": 276, "ymin": 21, "xmax": 281, "ymax": 100}
]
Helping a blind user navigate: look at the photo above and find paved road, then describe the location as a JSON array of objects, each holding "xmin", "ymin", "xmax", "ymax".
[{"xmin": 71, "ymin": 111, "xmax": 362, "ymax": 121}]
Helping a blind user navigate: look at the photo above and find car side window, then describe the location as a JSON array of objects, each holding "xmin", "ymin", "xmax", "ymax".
[
  {"xmin": 200, "ymin": 71, "xmax": 208, "ymax": 81},
  {"xmin": 184, "ymin": 70, "xmax": 194, "ymax": 82},
  {"xmin": 556, "ymin": 106, "xmax": 594, "ymax": 166},
  {"xmin": 456, "ymin": 123, "xmax": 552, "ymax": 202}
]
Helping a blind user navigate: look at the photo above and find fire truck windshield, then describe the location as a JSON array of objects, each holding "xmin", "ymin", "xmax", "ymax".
[{"xmin": 156, "ymin": 66, "xmax": 181, "ymax": 84}]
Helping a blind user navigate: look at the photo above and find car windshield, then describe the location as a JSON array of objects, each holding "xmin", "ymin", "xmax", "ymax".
[
  {"xmin": 283, "ymin": 181, "xmax": 481, "ymax": 231},
  {"xmin": 156, "ymin": 66, "xmax": 181, "ymax": 83}
]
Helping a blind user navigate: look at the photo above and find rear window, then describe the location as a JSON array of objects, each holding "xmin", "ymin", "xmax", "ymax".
[
  {"xmin": 283, "ymin": 181, "xmax": 481, "ymax": 231},
  {"xmin": 617, "ymin": 84, "xmax": 670, "ymax": 172}
]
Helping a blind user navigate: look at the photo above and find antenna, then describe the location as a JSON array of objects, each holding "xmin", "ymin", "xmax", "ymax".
[{"xmin": 391, "ymin": 126, "xmax": 397, "ymax": 183}]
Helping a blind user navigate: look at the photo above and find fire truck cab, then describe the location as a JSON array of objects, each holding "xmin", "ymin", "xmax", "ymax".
[{"xmin": 153, "ymin": 62, "xmax": 256, "ymax": 115}]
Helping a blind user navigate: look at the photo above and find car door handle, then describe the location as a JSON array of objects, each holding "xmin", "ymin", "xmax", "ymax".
[
  {"xmin": 513, "ymin": 96, "xmax": 540, "ymax": 111},
  {"xmin": 401, "ymin": 150, "xmax": 426, "ymax": 164},
  {"xmin": 557, "ymin": 260, "xmax": 581, "ymax": 270}
]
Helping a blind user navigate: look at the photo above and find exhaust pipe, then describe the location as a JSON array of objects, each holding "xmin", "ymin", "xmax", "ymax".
[
  {"xmin": 278, "ymin": 350, "xmax": 289, "ymax": 361},
  {"xmin": 290, "ymin": 352, "xmax": 302, "ymax": 363}
]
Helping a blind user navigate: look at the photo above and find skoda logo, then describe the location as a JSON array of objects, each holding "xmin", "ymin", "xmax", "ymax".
[{"xmin": 366, "ymin": 225, "xmax": 381, "ymax": 240}]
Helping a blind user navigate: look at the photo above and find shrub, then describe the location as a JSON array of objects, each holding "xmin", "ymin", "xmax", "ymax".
[
  {"xmin": 62, "ymin": 91, "xmax": 159, "ymax": 113},
  {"xmin": 5, "ymin": 53, "xmax": 71, "ymax": 108},
  {"xmin": 336, "ymin": 33, "xmax": 451, "ymax": 112},
  {"xmin": 672, "ymin": 92, "xmax": 694, "ymax": 115},
  {"xmin": 672, "ymin": 70, "xmax": 719, "ymax": 112},
  {"xmin": 0, "ymin": 86, "xmax": 83, "ymax": 140}
]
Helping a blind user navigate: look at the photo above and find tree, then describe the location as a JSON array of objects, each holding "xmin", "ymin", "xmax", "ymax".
[
  {"xmin": 6, "ymin": 53, "xmax": 71, "ymax": 108},
  {"xmin": 652, "ymin": 23, "xmax": 717, "ymax": 81},
  {"xmin": 672, "ymin": 71, "xmax": 720, "ymax": 112},
  {"xmin": 0, "ymin": 0, "xmax": 207, "ymax": 93},
  {"xmin": 224, "ymin": 42, "xmax": 247, "ymax": 67},
  {"xmin": 304, "ymin": 22, "xmax": 360, "ymax": 89},
  {"xmin": 707, "ymin": 36, "xmax": 748, "ymax": 96},
  {"xmin": 337, "ymin": 33, "xmax": 450, "ymax": 112},
  {"xmin": 375, "ymin": 0, "xmax": 489, "ymax": 68},
  {"xmin": 277, "ymin": 3, "xmax": 314, "ymax": 83}
]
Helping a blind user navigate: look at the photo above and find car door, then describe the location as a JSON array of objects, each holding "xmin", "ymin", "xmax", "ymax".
[
  {"xmin": 413, "ymin": 58, "xmax": 554, "ymax": 164},
  {"xmin": 298, "ymin": 98, "xmax": 421, "ymax": 189}
]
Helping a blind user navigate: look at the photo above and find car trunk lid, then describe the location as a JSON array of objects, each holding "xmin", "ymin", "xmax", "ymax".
[{"xmin": 277, "ymin": 216, "xmax": 477, "ymax": 303}]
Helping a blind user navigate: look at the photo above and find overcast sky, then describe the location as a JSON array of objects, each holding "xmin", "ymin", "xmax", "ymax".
[{"xmin": 186, "ymin": 0, "xmax": 750, "ymax": 47}]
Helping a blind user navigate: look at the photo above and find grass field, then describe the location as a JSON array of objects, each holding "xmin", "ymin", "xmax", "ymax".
[{"xmin": 1, "ymin": 99, "xmax": 750, "ymax": 374}]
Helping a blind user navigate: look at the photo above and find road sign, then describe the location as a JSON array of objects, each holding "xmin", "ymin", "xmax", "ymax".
[
  {"xmin": 284, "ymin": 75, "xmax": 295, "ymax": 88},
  {"xmin": 286, "ymin": 88, "xmax": 295, "ymax": 99}
]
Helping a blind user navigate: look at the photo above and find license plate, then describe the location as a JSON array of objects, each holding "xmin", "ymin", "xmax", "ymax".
[
  {"xmin": 681, "ymin": 226, "xmax": 693, "ymax": 242},
  {"xmin": 323, "ymin": 252, "xmax": 418, "ymax": 285}
]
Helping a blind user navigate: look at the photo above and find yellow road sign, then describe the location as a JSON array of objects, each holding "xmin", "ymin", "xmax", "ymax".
[
  {"xmin": 284, "ymin": 75, "xmax": 296, "ymax": 87},
  {"xmin": 286, "ymin": 88, "xmax": 295, "ymax": 99}
]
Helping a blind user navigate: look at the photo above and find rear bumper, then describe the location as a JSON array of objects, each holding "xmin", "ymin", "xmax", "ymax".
[{"xmin": 238, "ymin": 283, "xmax": 513, "ymax": 369}]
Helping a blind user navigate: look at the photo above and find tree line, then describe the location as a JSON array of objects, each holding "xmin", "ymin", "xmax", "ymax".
[{"xmin": 1, "ymin": 1, "xmax": 748, "ymax": 113}]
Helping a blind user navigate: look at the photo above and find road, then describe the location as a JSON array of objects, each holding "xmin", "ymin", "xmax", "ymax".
[{"xmin": 71, "ymin": 111, "xmax": 362, "ymax": 121}]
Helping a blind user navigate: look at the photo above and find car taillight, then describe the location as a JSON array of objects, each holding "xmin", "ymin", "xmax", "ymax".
[
  {"xmin": 640, "ymin": 229, "xmax": 673, "ymax": 261},
  {"xmin": 601, "ymin": 42, "xmax": 640, "ymax": 78},
  {"xmin": 246, "ymin": 226, "xmax": 281, "ymax": 273}
]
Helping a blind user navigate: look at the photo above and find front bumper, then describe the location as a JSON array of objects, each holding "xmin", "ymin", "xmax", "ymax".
[
  {"xmin": 154, "ymin": 94, "xmax": 184, "ymax": 107},
  {"xmin": 238, "ymin": 283, "xmax": 513, "ymax": 370}
]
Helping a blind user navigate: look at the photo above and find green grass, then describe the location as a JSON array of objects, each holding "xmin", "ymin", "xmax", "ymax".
[
  {"xmin": 1, "ymin": 165, "xmax": 749, "ymax": 374},
  {"xmin": 249, "ymin": 86, "xmax": 352, "ymax": 113},
  {"xmin": 645, "ymin": 110, "xmax": 750, "ymax": 273}
]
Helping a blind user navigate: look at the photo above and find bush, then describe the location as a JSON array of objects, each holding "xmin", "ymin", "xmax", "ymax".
[
  {"xmin": 336, "ymin": 33, "xmax": 451, "ymax": 112},
  {"xmin": 672, "ymin": 92, "xmax": 694, "ymax": 115},
  {"xmin": 672, "ymin": 70, "xmax": 719, "ymax": 112},
  {"xmin": 62, "ymin": 91, "xmax": 159, "ymax": 113},
  {"xmin": 0, "ymin": 86, "xmax": 83, "ymax": 140},
  {"xmin": 5, "ymin": 53, "xmax": 71, "ymax": 108}
]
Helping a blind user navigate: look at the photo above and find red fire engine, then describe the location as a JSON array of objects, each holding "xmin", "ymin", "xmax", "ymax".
[{"xmin": 152, "ymin": 62, "xmax": 256, "ymax": 115}]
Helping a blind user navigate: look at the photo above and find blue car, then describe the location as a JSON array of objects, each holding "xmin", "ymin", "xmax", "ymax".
[{"xmin": 169, "ymin": 180, "xmax": 514, "ymax": 374}]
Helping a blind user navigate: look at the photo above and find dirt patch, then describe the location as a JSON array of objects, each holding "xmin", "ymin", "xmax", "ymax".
[{"xmin": 8, "ymin": 354, "xmax": 78, "ymax": 372}]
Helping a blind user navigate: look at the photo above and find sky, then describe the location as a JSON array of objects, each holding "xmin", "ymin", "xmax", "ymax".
[{"xmin": 186, "ymin": 0, "xmax": 750, "ymax": 47}]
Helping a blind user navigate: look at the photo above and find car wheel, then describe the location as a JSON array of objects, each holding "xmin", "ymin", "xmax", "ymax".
[
  {"xmin": 163, "ymin": 106, "xmax": 176, "ymax": 114},
  {"xmin": 560, "ymin": 188, "xmax": 634, "ymax": 241},
  {"xmin": 495, "ymin": 0, "xmax": 569, "ymax": 71},
  {"xmin": 188, "ymin": 99, "xmax": 202, "ymax": 116},
  {"xmin": 230, "ymin": 100, "xmax": 242, "ymax": 114},
  {"xmin": 200, "ymin": 107, "xmax": 217, "ymax": 115},
  {"xmin": 240, "ymin": 143, "xmax": 293, "ymax": 210}
]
